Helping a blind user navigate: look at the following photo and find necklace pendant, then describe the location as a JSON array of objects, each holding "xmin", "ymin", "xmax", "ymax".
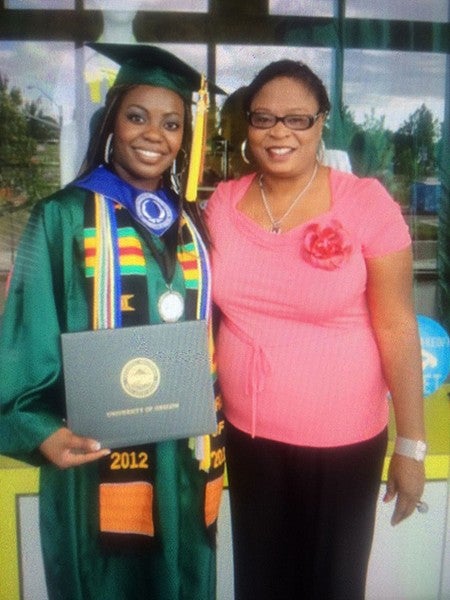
[
  {"xmin": 258, "ymin": 163, "xmax": 319, "ymax": 236},
  {"xmin": 158, "ymin": 289, "xmax": 184, "ymax": 322}
]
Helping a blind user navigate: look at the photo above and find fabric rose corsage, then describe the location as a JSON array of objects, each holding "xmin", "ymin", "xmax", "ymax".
[{"xmin": 300, "ymin": 219, "xmax": 352, "ymax": 270}]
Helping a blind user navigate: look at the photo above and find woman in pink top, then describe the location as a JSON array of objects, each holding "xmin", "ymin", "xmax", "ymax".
[{"xmin": 206, "ymin": 60, "xmax": 426, "ymax": 599}]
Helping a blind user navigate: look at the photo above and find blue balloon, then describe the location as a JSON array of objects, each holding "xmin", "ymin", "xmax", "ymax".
[{"xmin": 417, "ymin": 315, "xmax": 450, "ymax": 396}]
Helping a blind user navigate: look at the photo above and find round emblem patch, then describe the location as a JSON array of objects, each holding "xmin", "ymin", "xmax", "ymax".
[
  {"xmin": 120, "ymin": 357, "xmax": 161, "ymax": 399},
  {"xmin": 135, "ymin": 192, "xmax": 174, "ymax": 234}
]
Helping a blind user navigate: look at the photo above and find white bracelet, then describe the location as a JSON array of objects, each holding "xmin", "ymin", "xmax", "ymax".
[{"xmin": 394, "ymin": 436, "xmax": 427, "ymax": 461}]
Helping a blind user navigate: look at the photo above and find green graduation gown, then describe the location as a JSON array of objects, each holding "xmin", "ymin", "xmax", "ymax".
[{"xmin": 0, "ymin": 186, "xmax": 218, "ymax": 600}]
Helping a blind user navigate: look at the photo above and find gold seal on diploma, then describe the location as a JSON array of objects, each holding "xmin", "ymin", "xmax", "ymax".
[{"xmin": 120, "ymin": 357, "xmax": 161, "ymax": 398}]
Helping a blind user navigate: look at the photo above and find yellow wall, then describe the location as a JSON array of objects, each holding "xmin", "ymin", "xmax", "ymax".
[{"xmin": 0, "ymin": 385, "xmax": 448, "ymax": 600}]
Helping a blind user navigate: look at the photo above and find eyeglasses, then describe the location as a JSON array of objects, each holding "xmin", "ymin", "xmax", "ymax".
[{"xmin": 247, "ymin": 111, "xmax": 322, "ymax": 131}]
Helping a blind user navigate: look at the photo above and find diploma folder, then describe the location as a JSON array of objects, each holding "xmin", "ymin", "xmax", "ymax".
[{"xmin": 61, "ymin": 320, "xmax": 216, "ymax": 449}]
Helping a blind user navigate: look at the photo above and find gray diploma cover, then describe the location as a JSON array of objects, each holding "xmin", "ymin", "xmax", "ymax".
[{"xmin": 61, "ymin": 320, "xmax": 216, "ymax": 449}]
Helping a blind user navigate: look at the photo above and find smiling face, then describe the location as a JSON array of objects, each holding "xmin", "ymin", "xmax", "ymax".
[
  {"xmin": 247, "ymin": 76, "xmax": 324, "ymax": 179},
  {"xmin": 111, "ymin": 84, "xmax": 185, "ymax": 190}
]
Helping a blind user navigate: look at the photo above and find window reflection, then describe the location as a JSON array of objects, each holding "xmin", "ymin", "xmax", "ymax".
[
  {"xmin": 84, "ymin": 0, "xmax": 207, "ymax": 12},
  {"xmin": 6, "ymin": 0, "xmax": 208, "ymax": 11},
  {"xmin": 216, "ymin": 45, "xmax": 332, "ymax": 99},
  {"xmin": 0, "ymin": 41, "xmax": 75, "ymax": 285},
  {"xmin": 5, "ymin": 0, "xmax": 74, "ymax": 8},
  {"xmin": 269, "ymin": 0, "xmax": 333, "ymax": 17},
  {"xmin": 342, "ymin": 49, "xmax": 446, "ymax": 276},
  {"xmin": 269, "ymin": 0, "xmax": 449, "ymax": 22},
  {"xmin": 0, "ymin": 19, "xmax": 447, "ymax": 285},
  {"xmin": 345, "ymin": 0, "xmax": 448, "ymax": 23}
]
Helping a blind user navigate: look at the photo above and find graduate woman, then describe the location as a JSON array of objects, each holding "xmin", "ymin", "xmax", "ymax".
[{"xmin": 0, "ymin": 44, "xmax": 225, "ymax": 600}]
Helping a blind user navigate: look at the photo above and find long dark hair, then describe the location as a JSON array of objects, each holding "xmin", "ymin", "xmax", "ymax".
[
  {"xmin": 77, "ymin": 84, "xmax": 209, "ymax": 243},
  {"xmin": 243, "ymin": 59, "xmax": 331, "ymax": 116}
]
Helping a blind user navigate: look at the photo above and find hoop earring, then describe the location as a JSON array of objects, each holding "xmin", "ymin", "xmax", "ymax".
[
  {"xmin": 170, "ymin": 148, "xmax": 188, "ymax": 193},
  {"xmin": 316, "ymin": 139, "xmax": 325, "ymax": 164},
  {"xmin": 104, "ymin": 133, "xmax": 113, "ymax": 164},
  {"xmin": 241, "ymin": 139, "xmax": 250, "ymax": 165}
]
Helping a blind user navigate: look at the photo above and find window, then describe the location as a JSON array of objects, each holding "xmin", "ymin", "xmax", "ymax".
[
  {"xmin": 216, "ymin": 44, "xmax": 332, "ymax": 98},
  {"xmin": 269, "ymin": 0, "xmax": 334, "ymax": 17},
  {"xmin": 346, "ymin": 0, "xmax": 448, "ymax": 23},
  {"xmin": 341, "ymin": 48, "xmax": 446, "ymax": 278},
  {"xmin": 5, "ymin": 0, "xmax": 74, "ymax": 8},
  {"xmin": 6, "ymin": 0, "xmax": 208, "ymax": 11},
  {"xmin": 84, "ymin": 0, "xmax": 207, "ymax": 12}
]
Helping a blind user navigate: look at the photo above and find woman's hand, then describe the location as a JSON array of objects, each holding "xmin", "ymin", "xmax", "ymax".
[
  {"xmin": 39, "ymin": 427, "xmax": 111, "ymax": 468},
  {"xmin": 384, "ymin": 453, "xmax": 425, "ymax": 526}
]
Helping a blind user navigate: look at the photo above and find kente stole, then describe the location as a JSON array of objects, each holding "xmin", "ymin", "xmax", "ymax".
[{"xmin": 83, "ymin": 192, "xmax": 225, "ymax": 551}]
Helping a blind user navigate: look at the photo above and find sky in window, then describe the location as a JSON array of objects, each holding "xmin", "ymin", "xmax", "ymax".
[
  {"xmin": 270, "ymin": 0, "xmax": 448, "ymax": 22},
  {"xmin": 216, "ymin": 45, "xmax": 333, "ymax": 100},
  {"xmin": 5, "ymin": 0, "xmax": 73, "ymax": 7},
  {"xmin": 345, "ymin": 0, "xmax": 448, "ymax": 23},
  {"xmin": 216, "ymin": 45, "xmax": 445, "ymax": 131},
  {"xmin": 0, "ymin": 41, "xmax": 75, "ymax": 123},
  {"xmin": 6, "ymin": 0, "xmax": 207, "ymax": 10},
  {"xmin": 84, "ymin": 0, "xmax": 207, "ymax": 11},
  {"xmin": 343, "ymin": 49, "xmax": 445, "ymax": 129},
  {"xmin": 270, "ymin": 0, "xmax": 334, "ymax": 17},
  {"xmin": 0, "ymin": 40, "xmax": 446, "ymax": 134}
]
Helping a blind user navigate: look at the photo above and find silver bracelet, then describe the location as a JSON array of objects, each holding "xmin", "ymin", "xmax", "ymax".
[{"xmin": 394, "ymin": 436, "xmax": 427, "ymax": 461}]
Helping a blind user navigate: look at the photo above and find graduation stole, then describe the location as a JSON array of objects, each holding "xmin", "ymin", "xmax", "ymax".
[{"xmin": 83, "ymin": 192, "xmax": 225, "ymax": 551}]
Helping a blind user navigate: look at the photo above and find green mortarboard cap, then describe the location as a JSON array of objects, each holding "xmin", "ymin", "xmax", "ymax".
[{"xmin": 88, "ymin": 42, "xmax": 225, "ymax": 100}]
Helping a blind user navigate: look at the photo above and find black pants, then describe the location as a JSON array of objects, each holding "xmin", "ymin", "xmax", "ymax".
[{"xmin": 226, "ymin": 422, "xmax": 387, "ymax": 600}]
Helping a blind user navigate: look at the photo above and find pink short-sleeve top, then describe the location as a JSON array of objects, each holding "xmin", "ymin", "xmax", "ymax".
[{"xmin": 205, "ymin": 169, "xmax": 412, "ymax": 448}]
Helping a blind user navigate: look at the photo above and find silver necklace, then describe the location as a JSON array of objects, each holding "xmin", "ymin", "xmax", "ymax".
[{"xmin": 258, "ymin": 162, "xmax": 318, "ymax": 233}]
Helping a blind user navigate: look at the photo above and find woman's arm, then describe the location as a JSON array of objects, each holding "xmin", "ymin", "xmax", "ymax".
[
  {"xmin": 366, "ymin": 245, "xmax": 426, "ymax": 525},
  {"xmin": 0, "ymin": 194, "xmax": 109, "ymax": 467},
  {"xmin": 40, "ymin": 428, "xmax": 110, "ymax": 468}
]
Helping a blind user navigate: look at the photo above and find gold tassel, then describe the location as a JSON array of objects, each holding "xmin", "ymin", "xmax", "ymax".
[{"xmin": 186, "ymin": 75, "xmax": 209, "ymax": 202}]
